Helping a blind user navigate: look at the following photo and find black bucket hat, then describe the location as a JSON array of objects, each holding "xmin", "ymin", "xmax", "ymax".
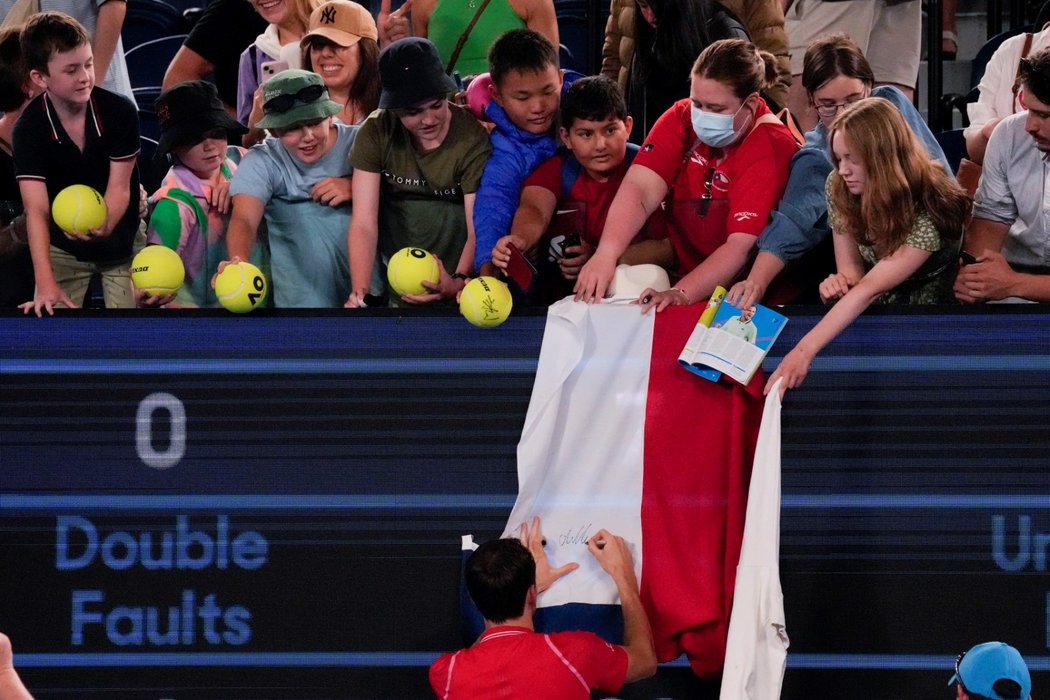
[
  {"xmin": 378, "ymin": 37, "xmax": 457, "ymax": 110},
  {"xmin": 154, "ymin": 80, "xmax": 247, "ymax": 158}
]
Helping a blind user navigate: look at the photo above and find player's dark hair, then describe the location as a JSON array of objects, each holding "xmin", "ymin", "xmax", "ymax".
[
  {"xmin": 1019, "ymin": 47, "xmax": 1050, "ymax": 106},
  {"xmin": 488, "ymin": 29, "xmax": 558, "ymax": 87},
  {"xmin": 21, "ymin": 11, "xmax": 91, "ymax": 75},
  {"xmin": 560, "ymin": 75, "xmax": 628, "ymax": 128},
  {"xmin": 0, "ymin": 27, "xmax": 28, "ymax": 112},
  {"xmin": 959, "ymin": 680, "xmax": 1024, "ymax": 700},
  {"xmin": 465, "ymin": 538, "xmax": 535, "ymax": 623}
]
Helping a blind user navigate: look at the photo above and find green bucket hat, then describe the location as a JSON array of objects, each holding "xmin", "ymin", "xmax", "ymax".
[{"xmin": 255, "ymin": 69, "xmax": 342, "ymax": 130}]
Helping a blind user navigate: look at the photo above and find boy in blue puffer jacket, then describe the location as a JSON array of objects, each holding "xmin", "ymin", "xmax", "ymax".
[{"xmin": 473, "ymin": 29, "xmax": 576, "ymax": 276}]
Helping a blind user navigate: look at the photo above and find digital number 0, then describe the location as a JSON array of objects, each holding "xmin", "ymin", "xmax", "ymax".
[{"xmin": 135, "ymin": 392, "xmax": 186, "ymax": 470}]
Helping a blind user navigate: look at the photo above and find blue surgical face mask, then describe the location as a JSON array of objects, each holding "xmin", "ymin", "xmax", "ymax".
[{"xmin": 691, "ymin": 101, "xmax": 748, "ymax": 148}]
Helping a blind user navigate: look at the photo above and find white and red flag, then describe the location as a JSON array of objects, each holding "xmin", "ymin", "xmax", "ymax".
[{"xmin": 500, "ymin": 299, "xmax": 768, "ymax": 678}]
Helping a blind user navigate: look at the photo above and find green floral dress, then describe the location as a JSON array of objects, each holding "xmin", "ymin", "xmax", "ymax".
[{"xmin": 826, "ymin": 179, "xmax": 958, "ymax": 304}]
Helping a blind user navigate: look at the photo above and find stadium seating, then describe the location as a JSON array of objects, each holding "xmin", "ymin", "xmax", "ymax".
[
  {"xmin": 121, "ymin": 0, "xmax": 186, "ymax": 51},
  {"xmin": 938, "ymin": 24, "xmax": 1033, "ymax": 130}
]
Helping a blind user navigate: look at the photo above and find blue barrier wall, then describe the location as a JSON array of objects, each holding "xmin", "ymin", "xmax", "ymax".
[{"xmin": 1, "ymin": 307, "xmax": 1047, "ymax": 698}]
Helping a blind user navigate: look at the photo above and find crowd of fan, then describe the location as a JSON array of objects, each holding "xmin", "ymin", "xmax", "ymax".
[
  {"xmin": 0, "ymin": 2, "xmax": 1044, "ymax": 697},
  {"xmin": 0, "ymin": 0, "xmax": 1048, "ymax": 374}
]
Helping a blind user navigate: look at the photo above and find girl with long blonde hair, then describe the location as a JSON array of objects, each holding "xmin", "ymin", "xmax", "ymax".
[{"xmin": 768, "ymin": 96, "xmax": 969, "ymax": 395}]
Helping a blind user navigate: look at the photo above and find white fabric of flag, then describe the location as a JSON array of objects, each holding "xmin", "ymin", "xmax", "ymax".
[{"xmin": 719, "ymin": 380, "xmax": 789, "ymax": 699}]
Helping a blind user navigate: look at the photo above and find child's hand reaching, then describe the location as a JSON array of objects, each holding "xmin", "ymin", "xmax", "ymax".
[
  {"xmin": 20, "ymin": 279, "xmax": 77, "ymax": 317},
  {"xmin": 207, "ymin": 178, "xmax": 232, "ymax": 214},
  {"xmin": 559, "ymin": 239, "xmax": 594, "ymax": 280},
  {"xmin": 402, "ymin": 256, "xmax": 465, "ymax": 303},
  {"xmin": 310, "ymin": 177, "xmax": 352, "ymax": 207},
  {"xmin": 491, "ymin": 234, "xmax": 527, "ymax": 271},
  {"xmin": 211, "ymin": 255, "xmax": 242, "ymax": 288},
  {"xmin": 765, "ymin": 344, "xmax": 812, "ymax": 397},
  {"xmin": 134, "ymin": 284, "xmax": 175, "ymax": 308},
  {"xmin": 80, "ymin": 222, "xmax": 113, "ymax": 240},
  {"xmin": 818, "ymin": 273, "xmax": 854, "ymax": 304},
  {"xmin": 345, "ymin": 290, "xmax": 366, "ymax": 308}
]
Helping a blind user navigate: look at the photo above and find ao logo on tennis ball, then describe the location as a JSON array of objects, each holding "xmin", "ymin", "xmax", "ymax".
[{"xmin": 215, "ymin": 262, "xmax": 267, "ymax": 313}]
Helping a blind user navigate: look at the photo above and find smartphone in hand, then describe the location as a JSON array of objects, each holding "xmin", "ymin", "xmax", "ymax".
[
  {"xmin": 504, "ymin": 243, "xmax": 536, "ymax": 291},
  {"xmin": 261, "ymin": 60, "xmax": 289, "ymax": 82},
  {"xmin": 560, "ymin": 231, "xmax": 582, "ymax": 258},
  {"xmin": 960, "ymin": 250, "xmax": 978, "ymax": 265}
]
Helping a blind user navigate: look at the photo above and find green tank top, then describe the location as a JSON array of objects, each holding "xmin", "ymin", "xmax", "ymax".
[{"xmin": 428, "ymin": 0, "xmax": 526, "ymax": 76}]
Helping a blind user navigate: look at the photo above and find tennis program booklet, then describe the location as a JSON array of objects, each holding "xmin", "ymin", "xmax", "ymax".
[{"xmin": 678, "ymin": 286, "xmax": 788, "ymax": 385}]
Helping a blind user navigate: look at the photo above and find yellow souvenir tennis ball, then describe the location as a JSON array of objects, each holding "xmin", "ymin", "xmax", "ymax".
[
  {"xmin": 52, "ymin": 184, "xmax": 107, "ymax": 236},
  {"xmin": 214, "ymin": 261, "xmax": 268, "ymax": 313},
  {"xmin": 387, "ymin": 247, "xmax": 440, "ymax": 297},
  {"xmin": 131, "ymin": 245, "xmax": 185, "ymax": 295},
  {"xmin": 460, "ymin": 276, "xmax": 513, "ymax": 328}
]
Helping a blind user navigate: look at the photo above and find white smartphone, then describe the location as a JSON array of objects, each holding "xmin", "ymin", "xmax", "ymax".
[{"xmin": 260, "ymin": 60, "xmax": 289, "ymax": 82}]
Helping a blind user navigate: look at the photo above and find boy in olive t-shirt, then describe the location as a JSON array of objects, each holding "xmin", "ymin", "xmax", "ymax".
[{"xmin": 346, "ymin": 38, "xmax": 491, "ymax": 307}]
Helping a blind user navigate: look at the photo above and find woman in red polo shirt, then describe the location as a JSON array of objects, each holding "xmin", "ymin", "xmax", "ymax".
[{"xmin": 574, "ymin": 38, "xmax": 798, "ymax": 309}]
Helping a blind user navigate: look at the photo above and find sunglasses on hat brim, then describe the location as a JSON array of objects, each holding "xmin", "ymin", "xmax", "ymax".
[{"xmin": 264, "ymin": 84, "xmax": 326, "ymax": 114}]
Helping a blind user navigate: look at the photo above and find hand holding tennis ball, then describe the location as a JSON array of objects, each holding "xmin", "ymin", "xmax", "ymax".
[
  {"xmin": 213, "ymin": 260, "xmax": 268, "ymax": 313},
  {"xmin": 131, "ymin": 245, "xmax": 185, "ymax": 307},
  {"xmin": 52, "ymin": 184, "xmax": 107, "ymax": 238},
  {"xmin": 387, "ymin": 247, "xmax": 441, "ymax": 298}
]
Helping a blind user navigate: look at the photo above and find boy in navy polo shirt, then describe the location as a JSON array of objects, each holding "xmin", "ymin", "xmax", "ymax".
[{"xmin": 14, "ymin": 11, "xmax": 141, "ymax": 316}]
